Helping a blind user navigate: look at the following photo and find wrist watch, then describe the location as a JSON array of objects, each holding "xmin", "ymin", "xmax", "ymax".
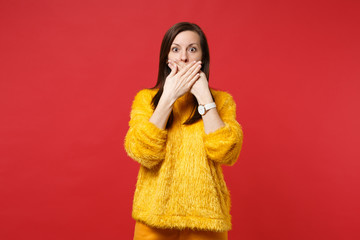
[{"xmin": 198, "ymin": 102, "xmax": 216, "ymax": 116}]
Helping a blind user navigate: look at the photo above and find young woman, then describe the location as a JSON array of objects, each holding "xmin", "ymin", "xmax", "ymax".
[{"xmin": 125, "ymin": 22, "xmax": 243, "ymax": 240}]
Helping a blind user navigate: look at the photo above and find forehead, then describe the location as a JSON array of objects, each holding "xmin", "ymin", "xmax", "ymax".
[{"xmin": 172, "ymin": 31, "xmax": 200, "ymax": 45}]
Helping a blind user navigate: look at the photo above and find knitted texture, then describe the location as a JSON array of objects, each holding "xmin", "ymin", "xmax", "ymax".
[{"xmin": 124, "ymin": 88, "xmax": 243, "ymax": 232}]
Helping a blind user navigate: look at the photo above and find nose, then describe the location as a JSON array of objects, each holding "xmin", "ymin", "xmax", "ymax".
[{"xmin": 180, "ymin": 50, "xmax": 188, "ymax": 62}]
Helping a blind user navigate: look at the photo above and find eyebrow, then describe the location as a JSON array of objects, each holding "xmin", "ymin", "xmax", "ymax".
[{"xmin": 172, "ymin": 43, "xmax": 199, "ymax": 46}]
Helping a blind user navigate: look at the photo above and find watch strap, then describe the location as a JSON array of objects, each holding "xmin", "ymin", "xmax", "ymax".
[{"xmin": 204, "ymin": 102, "xmax": 216, "ymax": 111}]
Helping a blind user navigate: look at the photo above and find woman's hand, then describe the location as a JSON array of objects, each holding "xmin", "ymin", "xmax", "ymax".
[
  {"xmin": 163, "ymin": 60, "xmax": 202, "ymax": 103},
  {"xmin": 190, "ymin": 71, "xmax": 213, "ymax": 104},
  {"xmin": 159, "ymin": 59, "xmax": 224, "ymax": 134},
  {"xmin": 149, "ymin": 60, "xmax": 201, "ymax": 129},
  {"xmin": 170, "ymin": 60, "xmax": 212, "ymax": 104}
]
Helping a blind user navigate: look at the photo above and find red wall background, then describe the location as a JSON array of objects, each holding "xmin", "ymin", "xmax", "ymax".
[{"xmin": 1, "ymin": 0, "xmax": 359, "ymax": 239}]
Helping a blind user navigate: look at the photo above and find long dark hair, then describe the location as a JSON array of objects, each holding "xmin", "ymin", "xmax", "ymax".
[{"xmin": 151, "ymin": 22, "xmax": 212, "ymax": 129}]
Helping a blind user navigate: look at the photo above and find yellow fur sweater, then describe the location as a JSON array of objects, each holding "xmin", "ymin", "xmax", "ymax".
[{"xmin": 124, "ymin": 88, "xmax": 243, "ymax": 232}]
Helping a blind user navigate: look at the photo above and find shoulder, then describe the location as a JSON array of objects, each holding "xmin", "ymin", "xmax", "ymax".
[
  {"xmin": 134, "ymin": 88, "xmax": 158, "ymax": 99},
  {"xmin": 129, "ymin": 88, "xmax": 159, "ymax": 114},
  {"xmin": 210, "ymin": 88, "xmax": 234, "ymax": 100},
  {"xmin": 210, "ymin": 88, "xmax": 236, "ymax": 110},
  {"xmin": 132, "ymin": 88, "xmax": 158, "ymax": 105}
]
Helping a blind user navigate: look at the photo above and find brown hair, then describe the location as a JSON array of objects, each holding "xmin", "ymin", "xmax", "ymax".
[{"xmin": 151, "ymin": 22, "xmax": 212, "ymax": 129}]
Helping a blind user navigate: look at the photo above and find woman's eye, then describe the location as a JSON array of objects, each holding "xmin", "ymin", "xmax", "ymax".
[
  {"xmin": 189, "ymin": 47, "xmax": 196, "ymax": 52},
  {"xmin": 172, "ymin": 47, "xmax": 178, "ymax": 52}
]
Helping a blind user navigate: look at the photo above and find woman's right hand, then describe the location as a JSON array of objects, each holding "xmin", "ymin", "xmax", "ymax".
[{"xmin": 162, "ymin": 60, "xmax": 202, "ymax": 103}]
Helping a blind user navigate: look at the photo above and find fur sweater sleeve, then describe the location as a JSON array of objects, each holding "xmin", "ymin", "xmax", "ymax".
[
  {"xmin": 124, "ymin": 89, "xmax": 167, "ymax": 169},
  {"xmin": 203, "ymin": 91, "xmax": 243, "ymax": 166}
]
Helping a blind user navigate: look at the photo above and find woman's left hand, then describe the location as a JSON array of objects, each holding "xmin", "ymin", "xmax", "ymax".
[{"xmin": 190, "ymin": 71, "xmax": 212, "ymax": 103}]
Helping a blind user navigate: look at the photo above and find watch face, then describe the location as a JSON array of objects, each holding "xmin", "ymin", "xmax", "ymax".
[{"xmin": 198, "ymin": 105, "xmax": 205, "ymax": 115}]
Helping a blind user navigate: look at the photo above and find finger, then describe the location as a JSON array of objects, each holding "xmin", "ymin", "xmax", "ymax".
[
  {"xmin": 178, "ymin": 61, "xmax": 199, "ymax": 76},
  {"xmin": 173, "ymin": 60, "xmax": 184, "ymax": 70},
  {"xmin": 168, "ymin": 62, "xmax": 177, "ymax": 77},
  {"xmin": 188, "ymin": 73, "xmax": 200, "ymax": 87},
  {"xmin": 170, "ymin": 59, "xmax": 181, "ymax": 70},
  {"xmin": 183, "ymin": 61, "xmax": 202, "ymax": 79},
  {"xmin": 173, "ymin": 59, "xmax": 186, "ymax": 70},
  {"xmin": 184, "ymin": 66, "xmax": 200, "ymax": 82}
]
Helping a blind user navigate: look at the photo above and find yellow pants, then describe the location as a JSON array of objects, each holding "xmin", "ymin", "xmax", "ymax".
[{"xmin": 133, "ymin": 221, "xmax": 228, "ymax": 240}]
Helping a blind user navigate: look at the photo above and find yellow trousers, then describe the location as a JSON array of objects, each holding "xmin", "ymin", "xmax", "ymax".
[{"xmin": 133, "ymin": 221, "xmax": 228, "ymax": 240}]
